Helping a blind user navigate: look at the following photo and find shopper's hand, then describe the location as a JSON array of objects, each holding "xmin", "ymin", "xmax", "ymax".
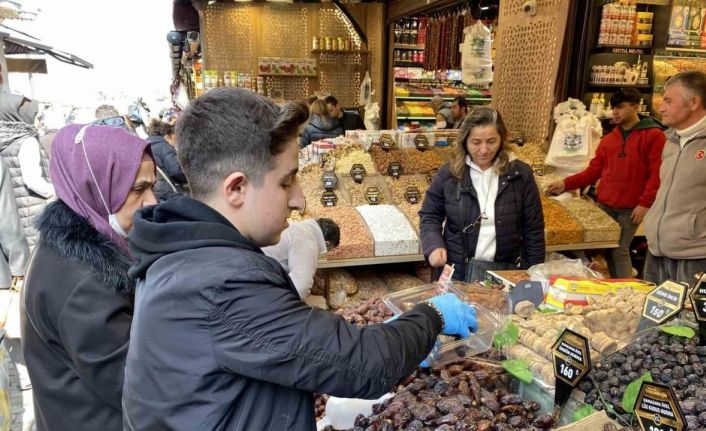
[
  {"xmin": 428, "ymin": 248, "xmax": 447, "ymax": 268},
  {"xmin": 427, "ymin": 293, "xmax": 477, "ymax": 338},
  {"xmin": 546, "ymin": 181, "xmax": 566, "ymax": 196},
  {"xmin": 631, "ymin": 205, "xmax": 649, "ymax": 225}
]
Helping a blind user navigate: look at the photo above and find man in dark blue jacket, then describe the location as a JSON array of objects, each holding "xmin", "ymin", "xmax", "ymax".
[{"xmin": 123, "ymin": 88, "xmax": 478, "ymax": 431}]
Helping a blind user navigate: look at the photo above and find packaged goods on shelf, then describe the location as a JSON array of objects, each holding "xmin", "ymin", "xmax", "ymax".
[
  {"xmin": 546, "ymin": 277, "xmax": 653, "ymax": 310},
  {"xmin": 356, "ymin": 205, "xmax": 419, "ymax": 256},
  {"xmin": 312, "ymin": 206, "xmax": 374, "ymax": 260},
  {"xmin": 324, "ymin": 269, "xmax": 359, "ymax": 309},
  {"xmin": 559, "ymin": 198, "xmax": 621, "ymax": 243},
  {"xmin": 377, "ymin": 271, "xmax": 426, "ymax": 292},
  {"xmin": 540, "ymin": 196, "xmax": 583, "ymax": 246},
  {"xmin": 403, "ymin": 148, "xmax": 447, "ymax": 173},
  {"xmin": 384, "ymin": 175, "xmax": 429, "ymax": 205},
  {"xmin": 369, "ymin": 146, "xmax": 411, "ymax": 176}
]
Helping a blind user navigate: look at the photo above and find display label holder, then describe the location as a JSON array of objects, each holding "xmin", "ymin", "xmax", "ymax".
[
  {"xmin": 350, "ymin": 163, "xmax": 367, "ymax": 184},
  {"xmin": 365, "ymin": 186, "xmax": 382, "ymax": 205},
  {"xmin": 427, "ymin": 168, "xmax": 438, "ymax": 185},
  {"xmin": 405, "ymin": 186, "xmax": 421, "ymax": 204},
  {"xmin": 509, "ymin": 280, "xmax": 545, "ymax": 308},
  {"xmin": 447, "ymin": 135, "xmax": 457, "ymax": 147},
  {"xmin": 387, "ymin": 162, "xmax": 402, "ymax": 179},
  {"xmin": 552, "ymin": 329, "xmax": 591, "ymax": 414},
  {"xmin": 690, "ymin": 273, "xmax": 706, "ymax": 345},
  {"xmin": 320, "ymin": 191, "xmax": 338, "ymax": 207},
  {"xmin": 380, "ymin": 133, "xmax": 395, "ymax": 151},
  {"xmin": 638, "ymin": 280, "xmax": 687, "ymax": 332},
  {"xmin": 414, "ymin": 134, "xmax": 429, "ymax": 151},
  {"xmin": 321, "ymin": 171, "xmax": 338, "ymax": 191},
  {"xmin": 635, "ymin": 382, "xmax": 685, "ymax": 431}
]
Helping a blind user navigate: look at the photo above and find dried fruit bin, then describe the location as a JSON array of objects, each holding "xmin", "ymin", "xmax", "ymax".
[
  {"xmin": 312, "ymin": 206, "xmax": 374, "ymax": 260},
  {"xmin": 559, "ymin": 198, "xmax": 621, "ymax": 243},
  {"xmin": 541, "ymin": 195, "xmax": 584, "ymax": 245},
  {"xmin": 355, "ymin": 205, "xmax": 420, "ymax": 256},
  {"xmin": 342, "ymin": 176, "xmax": 392, "ymax": 207},
  {"xmin": 298, "ymin": 163, "xmax": 350, "ymax": 210},
  {"xmin": 369, "ymin": 145, "xmax": 411, "ymax": 176}
]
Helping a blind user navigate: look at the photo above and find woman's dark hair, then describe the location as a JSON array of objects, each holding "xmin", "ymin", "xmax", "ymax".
[
  {"xmin": 451, "ymin": 106, "xmax": 510, "ymax": 179},
  {"xmin": 147, "ymin": 118, "xmax": 175, "ymax": 137},
  {"xmin": 317, "ymin": 218, "xmax": 340, "ymax": 249}
]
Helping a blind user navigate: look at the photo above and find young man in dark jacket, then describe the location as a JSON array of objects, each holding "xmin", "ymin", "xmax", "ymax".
[
  {"xmin": 547, "ymin": 88, "xmax": 666, "ymax": 278},
  {"xmin": 123, "ymin": 88, "xmax": 478, "ymax": 431},
  {"xmin": 324, "ymin": 95, "xmax": 365, "ymax": 132}
]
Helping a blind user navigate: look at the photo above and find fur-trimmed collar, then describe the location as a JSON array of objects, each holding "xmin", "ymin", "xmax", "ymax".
[{"xmin": 36, "ymin": 200, "xmax": 134, "ymax": 297}]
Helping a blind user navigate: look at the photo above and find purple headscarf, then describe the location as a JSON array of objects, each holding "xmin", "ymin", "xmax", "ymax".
[{"xmin": 50, "ymin": 124, "xmax": 151, "ymax": 251}]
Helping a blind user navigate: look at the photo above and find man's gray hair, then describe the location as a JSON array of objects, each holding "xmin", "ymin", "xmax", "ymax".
[{"xmin": 665, "ymin": 71, "xmax": 706, "ymax": 109}]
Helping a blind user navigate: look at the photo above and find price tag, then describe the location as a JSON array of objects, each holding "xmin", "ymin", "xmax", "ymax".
[
  {"xmin": 690, "ymin": 274, "xmax": 706, "ymax": 345},
  {"xmin": 635, "ymin": 382, "xmax": 686, "ymax": 431},
  {"xmin": 387, "ymin": 162, "xmax": 402, "ymax": 179},
  {"xmin": 349, "ymin": 163, "xmax": 366, "ymax": 184},
  {"xmin": 405, "ymin": 186, "xmax": 421, "ymax": 204},
  {"xmin": 438, "ymin": 264, "xmax": 455, "ymax": 283},
  {"xmin": 552, "ymin": 329, "xmax": 591, "ymax": 407},
  {"xmin": 532, "ymin": 163, "xmax": 545, "ymax": 177},
  {"xmin": 365, "ymin": 186, "xmax": 382, "ymax": 205},
  {"xmin": 380, "ymin": 133, "xmax": 395, "ymax": 151},
  {"xmin": 321, "ymin": 171, "xmax": 338, "ymax": 191},
  {"xmin": 427, "ymin": 168, "xmax": 438, "ymax": 185},
  {"xmin": 320, "ymin": 191, "xmax": 338, "ymax": 207},
  {"xmin": 414, "ymin": 134, "xmax": 429, "ymax": 151},
  {"xmin": 447, "ymin": 135, "xmax": 457, "ymax": 147},
  {"xmin": 638, "ymin": 281, "xmax": 687, "ymax": 331}
]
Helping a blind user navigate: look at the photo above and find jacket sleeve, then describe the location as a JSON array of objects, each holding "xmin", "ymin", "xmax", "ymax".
[
  {"xmin": 638, "ymin": 130, "xmax": 666, "ymax": 208},
  {"xmin": 0, "ymin": 162, "xmax": 29, "ymax": 277},
  {"xmin": 156, "ymin": 144, "xmax": 187, "ymax": 184},
  {"xmin": 300, "ymin": 128, "xmax": 311, "ymax": 148},
  {"xmin": 56, "ymin": 274, "xmax": 132, "ymax": 410},
  {"xmin": 210, "ymin": 269, "xmax": 441, "ymax": 400},
  {"xmin": 418, "ymin": 167, "xmax": 449, "ymax": 258},
  {"xmin": 563, "ymin": 141, "xmax": 607, "ymax": 192},
  {"xmin": 520, "ymin": 173, "xmax": 546, "ymax": 266}
]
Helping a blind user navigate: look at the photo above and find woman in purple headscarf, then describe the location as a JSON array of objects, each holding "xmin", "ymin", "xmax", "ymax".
[{"xmin": 21, "ymin": 124, "xmax": 156, "ymax": 431}]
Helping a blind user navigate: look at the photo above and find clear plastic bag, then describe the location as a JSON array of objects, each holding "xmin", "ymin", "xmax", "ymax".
[{"xmin": 528, "ymin": 253, "xmax": 603, "ymax": 293}]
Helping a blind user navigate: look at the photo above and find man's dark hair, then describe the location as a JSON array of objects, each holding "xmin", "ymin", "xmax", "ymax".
[
  {"xmin": 147, "ymin": 118, "xmax": 175, "ymax": 137},
  {"xmin": 610, "ymin": 88, "xmax": 641, "ymax": 108},
  {"xmin": 307, "ymin": 95, "xmax": 318, "ymax": 106},
  {"xmin": 665, "ymin": 71, "xmax": 706, "ymax": 109},
  {"xmin": 452, "ymin": 96, "xmax": 468, "ymax": 109},
  {"xmin": 317, "ymin": 218, "xmax": 340, "ymax": 249},
  {"xmin": 176, "ymin": 88, "xmax": 309, "ymax": 198},
  {"xmin": 323, "ymin": 95, "xmax": 339, "ymax": 106}
]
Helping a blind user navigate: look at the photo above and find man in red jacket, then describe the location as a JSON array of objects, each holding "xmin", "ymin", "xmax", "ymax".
[{"xmin": 547, "ymin": 88, "xmax": 666, "ymax": 278}]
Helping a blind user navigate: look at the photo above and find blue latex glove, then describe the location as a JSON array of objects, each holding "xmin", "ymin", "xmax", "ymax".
[{"xmin": 428, "ymin": 293, "xmax": 478, "ymax": 338}]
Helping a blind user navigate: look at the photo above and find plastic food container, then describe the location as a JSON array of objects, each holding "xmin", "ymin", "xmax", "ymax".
[{"xmin": 383, "ymin": 282, "xmax": 501, "ymax": 366}]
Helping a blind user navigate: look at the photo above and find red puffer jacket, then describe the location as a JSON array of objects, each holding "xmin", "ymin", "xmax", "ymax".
[{"xmin": 563, "ymin": 117, "xmax": 666, "ymax": 209}]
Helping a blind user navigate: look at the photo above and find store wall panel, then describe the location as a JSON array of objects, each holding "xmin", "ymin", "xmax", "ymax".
[{"xmin": 493, "ymin": 0, "xmax": 571, "ymax": 148}]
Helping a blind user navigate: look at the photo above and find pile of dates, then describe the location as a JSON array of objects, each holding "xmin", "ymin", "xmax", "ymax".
[
  {"xmin": 335, "ymin": 296, "xmax": 394, "ymax": 325},
  {"xmin": 580, "ymin": 328, "xmax": 706, "ymax": 429},
  {"xmin": 325, "ymin": 359, "xmax": 555, "ymax": 431}
]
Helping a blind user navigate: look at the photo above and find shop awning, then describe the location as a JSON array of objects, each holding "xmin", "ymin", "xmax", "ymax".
[
  {"xmin": 5, "ymin": 57, "xmax": 45, "ymax": 73},
  {"xmin": 0, "ymin": 24, "xmax": 93, "ymax": 69}
]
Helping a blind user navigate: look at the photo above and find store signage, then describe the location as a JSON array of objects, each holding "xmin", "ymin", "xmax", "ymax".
[
  {"xmin": 414, "ymin": 134, "xmax": 429, "ymax": 151},
  {"xmin": 405, "ymin": 186, "xmax": 421, "ymax": 204},
  {"xmin": 690, "ymin": 274, "xmax": 706, "ymax": 345},
  {"xmin": 638, "ymin": 281, "xmax": 687, "ymax": 331},
  {"xmin": 635, "ymin": 383, "xmax": 685, "ymax": 431},
  {"xmin": 607, "ymin": 47, "xmax": 648, "ymax": 55},
  {"xmin": 320, "ymin": 191, "xmax": 338, "ymax": 207},
  {"xmin": 387, "ymin": 162, "xmax": 403, "ymax": 179},
  {"xmin": 552, "ymin": 329, "xmax": 591, "ymax": 407},
  {"xmin": 427, "ymin": 168, "xmax": 438, "ymax": 184},
  {"xmin": 380, "ymin": 133, "xmax": 395, "ymax": 151},
  {"xmin": 350, "ymin": 163, "xmax": 367, "ymax": 184},
  {"xmin": 321, "ymin": 171, "xmax": 338, "ymax": 191},
  {"xmin": 365, "ymin": 187, "xmax": 382, "ymax": 205}
]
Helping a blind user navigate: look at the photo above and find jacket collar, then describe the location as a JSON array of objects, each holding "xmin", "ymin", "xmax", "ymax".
[
  {"xmin": 665, "ymin": 127, "xmax": 706, "ymax": 146},
  {"xmin": 36, "ymin": 200, "xmax": 134, "ymax": 297}
]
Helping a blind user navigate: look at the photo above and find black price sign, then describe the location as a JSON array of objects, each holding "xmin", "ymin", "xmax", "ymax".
[
  {"xmin": 690, "ymin": 274, "xmax": 706, "ymax": 345},
  {"xmin": 447, "ymin": 135, "xmax": 457, "ymax": 147},
  {"xmin": 405, "ymin": 186, "xmax": 421, "ymax": 204},
  {"xmin": 635, "ymin": 382, "xmax": 685, "ymax": 431},
  {"xmin": 532, "ymin": 163, "xmax": 545, "ymax": 177},
  {"xmin": 638, "ymin": 281, "xmax": 687, "ymax": 331},
  {"xmin": 320, "ymin": 191, "xmax": 338, "ymax": 207},
  {"xmin": 365, "ymin": 186, "xmax": 382, "ymax": 205},
  {"xmin": 321, "ymin": 171, "xmax": 338, "ymax": 191},
  {"xmin": 427, "ymin": 168, "xmax": 438, "ymax": 185},
  {"xmin": 552, "ymin": 329, "xmax": 591, "ymax": 407},
  {"xmin": 387, "ymin": 162, "xmax": 402, "ymax": 179},
  {"xmin": 414, "ymin": 134, "xmax": 429, "ymax": 151},
  {"xmin": 350, "ymin": 163, "xmax": 367, "ymax": 184},
  {"xmin": 380, "ymin": 133, "xmax": 395, "ymax": 151}
]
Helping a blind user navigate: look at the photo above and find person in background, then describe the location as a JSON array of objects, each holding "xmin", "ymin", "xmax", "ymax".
[
  {"xmin": 38, "ymin": 107, "xmax": 66, "ymax": 160},
  {"xmin": 22, "ymin": 124, "xmax": 156, "ymax": 431},
  {"xmin": 419, "ymin": 107, "xmax": 545, "ymax": 282},
  {"xmin": 262, "ymin": 218, "xmax": 340, "ymax": 299},
  {"xmin": 644, "ymin": 71, "xmax": 706, "ymax": 285},
  {"xmin": 431, "ymin": 95, "xmax": 454, "ymax": 130},
  {"xmin": 147, "ymin": 118, "xmax": 187, "ymax": 201},
  {"xmin": 306, "ymin": 95, "xmax": 318, "ymax": 106},
  {"xmin": 0, "ymin": 95, "xmax": 54, "ymax": 251},
  {"xmin": 547, "ymin": 88, "xmax": 666, "ymax": 278},
  {"xmin": 123, "ymin": 88, "xmax": 478, "ymax": 430},
  {"xmin": 324, "ymin": 95, "xmax": 365, "ymax": 133},
  {"xmin": 300, "ymin": 99, "xmax": 343, "ymax": 148},
  {"xmin": 94, "ymin": 104, "xmax": 119, "ymax": 120},
  {"xmin": 450, "ymin": 96, "xmax": 469, "ymax": 129},
  {"xmin": 0, "ymin": 158, "xmax": 29, "ymax": 300}
]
